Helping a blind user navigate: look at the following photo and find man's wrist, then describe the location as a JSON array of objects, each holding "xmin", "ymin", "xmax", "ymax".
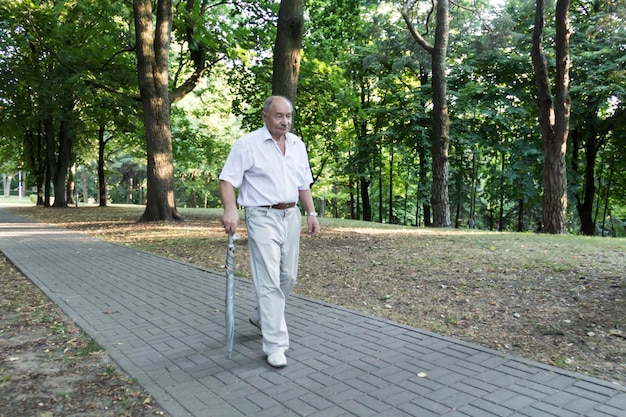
[{"xmin": 306, "ymin": 211, "xmax": 318, "ymax": 217}]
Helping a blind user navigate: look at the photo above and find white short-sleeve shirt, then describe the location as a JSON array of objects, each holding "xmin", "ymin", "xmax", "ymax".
[{"xmin": 219, "ymin": 126, "xmax": 314, "ymax": 207}]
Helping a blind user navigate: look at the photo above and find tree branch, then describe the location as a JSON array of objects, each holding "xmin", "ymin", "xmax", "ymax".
[{"xmin": 400, "ymin": 3, "xmax": 434, "ymax": 55}]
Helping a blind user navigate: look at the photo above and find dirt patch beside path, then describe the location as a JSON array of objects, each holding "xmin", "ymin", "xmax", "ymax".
[{"xmin": 0, "ymin": 256, "xmax": 165, "ymax": 417}]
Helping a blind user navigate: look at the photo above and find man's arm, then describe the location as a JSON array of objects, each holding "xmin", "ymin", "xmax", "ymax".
[
  {"xmin": 220, "ymin": 180, "xmax": 239, "ymax": 235},
  {"xmin": 299, "ymin": 189, "xmax": 320, "ymax": 236}
]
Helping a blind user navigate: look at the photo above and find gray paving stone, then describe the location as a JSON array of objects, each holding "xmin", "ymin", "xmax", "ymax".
[
  {"xmin": 451, "ymin": 378, "xmax": 499, "ymax": 398},
  {"xmin": 592, "ymin": 403, "xmax": 626, "ymax": 417},
  {"xmin": 606, "ymin": 392, "xmax": 626, "ymax": 409},
  {"xmin": 338, "ymin": 398, "xmax": 385, "ymax": 416},
  {"xmin": 402, "ymin": 397, "xmax": 452, "ymax": 415},
  {"xmin": 430, "ymin": 388, "xmax": 476, "ymax": 409},
  {"xmin": 524, "ymin": 401, "xmax": 581, "ymax": 416},
  {"xmin": 0, "ymin": 209, "xmax": 624, "ymax": 417},
  {"xmin": 585, "ymin": 410, "xmax": 624, "ymax": 417},
  {"xmin": 307, "ymin": 405, "xmax": 354, "ymax": 417}
]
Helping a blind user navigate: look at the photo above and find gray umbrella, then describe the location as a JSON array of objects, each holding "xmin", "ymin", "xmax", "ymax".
[{"xmin": 224, "ymin": 233, "xmax": 236, "ymax": 359}]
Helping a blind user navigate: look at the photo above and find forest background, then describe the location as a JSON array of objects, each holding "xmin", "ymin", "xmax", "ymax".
[{"xmin": 0, "ymin": 0, "xmax": 625, "ymax": 235}]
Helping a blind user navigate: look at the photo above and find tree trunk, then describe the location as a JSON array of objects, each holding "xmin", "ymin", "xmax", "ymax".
[
  {"xmin": 98, "ymin": 124, "xmax": 108, "ymax": 207},
  {"xmin": 3, "ymin": 175, "xmax": 13, "ymax": 198},
  {"xmin": 402, "ymin": 1, "xmax": 451, "ymax": 227},
  {"xmin": 470, "ymin": 148, "xmax": 477, "ymax": 225},
  {"xmin": 45, "ymin": 92, "xmax": 76, "ymax": 209},
  {"xmin": 352, "ymin": 79, "xmax": 373, "ymax": 222},
  {"xmin": 517, "ymin": 198, "xmax": 524, "ymax": 232},
  {"xmin": 52, "ymin": 117, "xmax": 72, "ymax": 208},
  {"xmin": 403, "ymin": 171, "xmax": 409, "ymax": 225},
  {"xmin": 272, "ymin": 0, "xmax": 304, "ymax": 106},
  {"xmin": 600, "ymin": 161, "xmax": 614, "ymax": 235},
  {"xmin": 454, "ymin": 158, "xmax": 462, "ymax": 228},
  {"xmin": 531, "ymin": 0, "xmax": 571, "ymax": 234},
  {"xmin": 498, "ymin": 151, "xmax": 505, "ymax": 230},
  {"xmin": 24, "ymin": 122, "xmax": 46, "ymax": 206},
  {"xmin": 133, "ymin": 0, "xmax": 181, "ymax": 222},
  {"xmin": 418, "ymin": 144, "xmax": 431, "ymax": 226},
  {"xmin": 378, "ymin": 145, "xmax": 383, "ymax": 222},
  {"xmin": 66, "ymin": 163, "xmax": 75, "ymax": 206},
  {"xmin": 360, "ymin": 177, "xmax": 371, "ymax": 221},
  {"xmin": 572, "ymin": 129, "xmax": 597, "ymax": 235},
  {"xmin": 81, "ymin": 168, "xmax": 88, "ymax": 205},
  {"xmin": 388, "ymin": 149, "xmax": 394, "ymax": 223},
  {"xmin": 44, "ymin": 116, "xmax": 54, "ymax": 207},
  {"xmin": 349, "ymin": 173, "xmax": 355, "ymax": 219},
  {"xmin": 430, "ymin": 0, "xmax": 451, "ymax": 227}
]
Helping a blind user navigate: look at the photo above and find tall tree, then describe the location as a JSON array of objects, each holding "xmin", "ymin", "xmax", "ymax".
[
  {"xmin": 401, "ymin": 0, "xmax": 451, "ymax": 227},
  {"xmin": 133, "ymin": 0, "xmax": 182, "ymax": 221},
  {"xmin": 272, "ymin": 0, "xmax": 304, "ymax": 105},
  {"xmin": 531, "ymin": 0, "xmax": 572, "ymax": 234},
  {"xmin": 133, "ymin": 0, "xmax": 236, "ymax": 221},
  {"xmin": 570, "ymin": 0, "xmax": 626, "ymax": 235}
]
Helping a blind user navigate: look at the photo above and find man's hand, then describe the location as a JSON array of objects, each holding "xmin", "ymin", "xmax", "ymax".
[
  {"xmin": 219, "ymin": 180, "xmax": 239, "ymax": 235},
  {"xmin": 222, "ymin": 208, "xmax": 239, "ymax": 235},
  {"xmin": 307, "ymin": 215, "xmax": 320, "ymax": 237}
]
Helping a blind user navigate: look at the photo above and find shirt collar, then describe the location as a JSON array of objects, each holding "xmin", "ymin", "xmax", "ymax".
[{"xmin": 262, "ymin": 125, "xmax": 295, "ymax": 144}]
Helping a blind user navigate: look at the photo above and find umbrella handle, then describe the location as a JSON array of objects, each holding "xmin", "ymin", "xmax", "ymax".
[{"xmin": 228, "ymin": 233, "xmax": 234, "ymax": 246}]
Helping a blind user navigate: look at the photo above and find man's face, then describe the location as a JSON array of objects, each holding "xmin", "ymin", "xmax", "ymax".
[{"xmin": 262, "ymin": 98, "xmax": 292, "ymax": 139}]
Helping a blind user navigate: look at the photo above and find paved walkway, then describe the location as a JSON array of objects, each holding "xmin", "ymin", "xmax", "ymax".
[{"xmin": 0, "ymin": 208, "xmax": 625, "ymax": 417}]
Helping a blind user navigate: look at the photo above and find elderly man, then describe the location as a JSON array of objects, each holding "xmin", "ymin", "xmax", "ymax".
[{"xmin": 219, "ymin": 95, "xmax": 320, "ymax": 368}]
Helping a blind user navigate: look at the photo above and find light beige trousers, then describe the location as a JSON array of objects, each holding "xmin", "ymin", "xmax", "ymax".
[{"xmin": 245, "ymin": 206, "xmax": 301, "ymax": 355}]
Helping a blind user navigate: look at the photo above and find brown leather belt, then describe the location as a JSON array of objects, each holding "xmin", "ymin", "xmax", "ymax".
[{"xmin": 262, "ymin": 202, "xmax": 296, "ymax": 210}]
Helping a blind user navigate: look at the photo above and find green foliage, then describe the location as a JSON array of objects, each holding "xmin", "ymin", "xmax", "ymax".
[
  {"xmin": 1, "ymin": 0, "xmax": 624, "ymax": 234},
  {"xmin": 170, "ymin": 74, "xmax": 242, "ymax": 208}
]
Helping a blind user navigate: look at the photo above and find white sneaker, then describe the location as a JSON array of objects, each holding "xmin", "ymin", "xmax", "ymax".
[{"xmin": 267, "ymin": 351, "xmax": 287, "ymax": 368}]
